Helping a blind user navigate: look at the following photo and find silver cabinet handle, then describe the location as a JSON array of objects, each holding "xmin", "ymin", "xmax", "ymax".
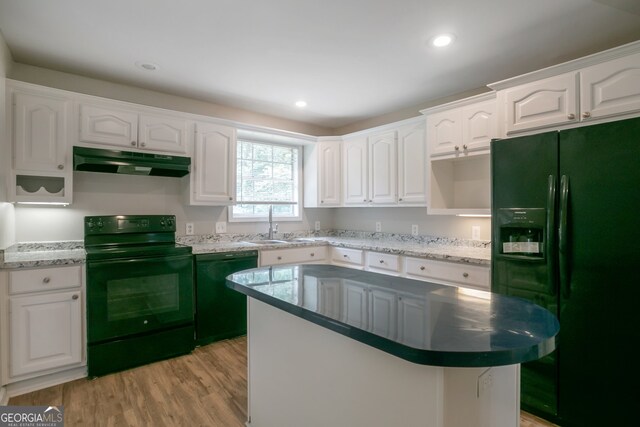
[
  {"xmin": 420, "ymin": 266, "xmax": 425, "ymax": 271},
  {"xmin": 567, "ymin": 113, "xmax": 576, "ymax": 120},
  {"xmin": 398, "ymin": 198, "xmax": 403, "ymax": 201},
  {"xmin": 229, "ymin": 197, "xmax": 233, "ymax": 200},
  {"xmin": 582, "ymin": 112, "xmax": 591, "ymax": 119},
  {"xmin": 463, "ymin": 144, "xmax": 468, "ymax": 150},
  {"xmin": 72, "ymin": 294, "xmax": 79, "ymax": 300},
  {"xmin": 343, "ymin": 254, "xmax": 348, "ymax": 258},
  {"xmin": 43, "ymin": 277, "xmax": 51, "ymax": 284},
  {"xmin": 454, "ymin": 145, "xmax": 460, "ymax": 151},
  {"xmin": 379, "ymin": 259, "xmax": 384, "ymax": 264},
  {"xmin": 363, "ymin": 199, "xmax": 367, "ymax": 202},
  {"xmin": 57, "ymin": 164, "xmax": 64, "ymax": 170},
  {"xmin": 321, "ymin": 200, "xmax": 324, "ymax": 203},
  {"xmin": 310, "ymin": 253, "xmax": 315, "ymax": 257},
  {"xmin": 131, "ymin": 141, "xmax": 136, "ymax": 146},
  {"xmin": 463, "ymin": 272, "xmax": 469, "ymax": 278},
  {"xmin": 277, "ymin": 256, "xmax": 282, "ymax": 260},
  {"xmin": 141, "ymin": 142, "xmax": 146, "ymax": 147}
]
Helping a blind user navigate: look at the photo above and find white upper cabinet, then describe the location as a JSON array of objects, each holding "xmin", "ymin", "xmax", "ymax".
[
  {"xmin": 189, "ymin": 122, "xmax": 236, "ymax": 205},
  {"xmin": 304, "ymin": 139, "xmax": 341, "ymax": 207},
  {"xmin": 13, "ymin": 90, "xmax": 70, "ymax": 173},
  {"xmin": 342, "ymin": 136, "xmax": 369, "ymax": 205},
  {"xmin": 397, "ymin": 120, "xmax": 427, "ymax": 205},
  {"xmin": 425, "ymin": 93, "xmax": 496, "ymax": 159},
  {"xmin": 8, "ymin": 82, "xmax": 73, "ymax": 204},
  {"xmin": 79, "ymin": 103, "xmax": 188, "ymax": 154},
  {"xmin": 426, "ymin": 109, "xmax": 462, "ymax": 157},
  {"xmin": 503, "ymin": 72, "xmax": 579, "ymax": 134},
  {"xmin": 368, "ymin": 130, "xmax": 397, "ymax": 205},
  {"xmin": 491, "ymin": 42, "xmax": 640, "ymax": 135},
  {"xmin": 580, "ymin": 52, "xmax": 640, "ymax": 121}
]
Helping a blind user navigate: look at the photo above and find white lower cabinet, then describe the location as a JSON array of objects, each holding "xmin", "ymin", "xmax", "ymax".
[
  {"xmin": 404, "ymin": 256, "xmax": 490, "ymax": 290},
  {"xmin": 259, "ymin": 246, "xmax": 327, "ymax": 267},
  {"xmin": 330, "ymin": 247, "xmax": 364, "ymax": 269},
  {"xmin": 366, "ymin": 252, "xmax": 400, "ymax": 275},
  {"xmin": 5, "ymin": 265, "xmax": 85, "ymax": 382},
  {"xmin": 397, "ymin": 294, "xmax": 429, "ymax": 348}
]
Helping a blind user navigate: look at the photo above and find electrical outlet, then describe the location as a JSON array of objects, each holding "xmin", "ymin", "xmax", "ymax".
[
  {"xmin": 411, "ymin": 224, "xmax": 419, "ymax": 236},
  {"xmin": 472, "ymin": 226, "xmax": 481, "ymax": 240},
  {"xmin": 477, "ymin": 368, "xmax": 493, "ymax": 398},
  {"xmin": 215, "ymin": 222, "xmax": 227, "ymax": 233},
  {"xmin": 375, "ymin": 221, "xmax": 382, "ymax": 232},
  {"xmin": 186, "ymin": 223, "xmax": 194, "ymax": 235},
  {"xmin": 314, "ymin": 221, "xmax": 321, "ymax": 231}
]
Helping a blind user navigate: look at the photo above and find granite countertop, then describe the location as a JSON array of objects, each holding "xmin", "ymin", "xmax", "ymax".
[
  {"xmin": 227, "ymin": 264, "xmax": 559, "ymax": 367},
  {"xmin": 0, "ymin": 231, "xmax": 491, "ymax": 269}
]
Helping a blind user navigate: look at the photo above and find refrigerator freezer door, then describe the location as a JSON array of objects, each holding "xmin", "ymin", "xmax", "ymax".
[{"xmin": 558, "ymin": 117, "xmax": 640, "ymax": 426}]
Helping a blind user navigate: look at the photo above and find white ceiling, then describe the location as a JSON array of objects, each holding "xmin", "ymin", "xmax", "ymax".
[{"xmin": 1, "ymin": 0, "xmax": 639, "ymax": 130}]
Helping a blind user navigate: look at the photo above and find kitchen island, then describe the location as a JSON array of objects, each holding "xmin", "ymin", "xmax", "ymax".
[{"xmin": 227, "ymin": 264, "xmax": 559, "ymax": 427}]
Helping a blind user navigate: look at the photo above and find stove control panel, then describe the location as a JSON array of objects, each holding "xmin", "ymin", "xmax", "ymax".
[{"xmin": 84, "ymin": 215, "xmax": 177, "ymax": 235}]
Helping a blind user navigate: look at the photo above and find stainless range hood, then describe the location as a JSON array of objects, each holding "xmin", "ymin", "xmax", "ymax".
[{"xmin": 73, "ymin": 146, "xmax": 191, "ymax": 177}]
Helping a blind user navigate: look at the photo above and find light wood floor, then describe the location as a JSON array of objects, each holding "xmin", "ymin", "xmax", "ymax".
[{"xmin": 9, "ymin": 336, "xmax": 557, "ymax": 426}]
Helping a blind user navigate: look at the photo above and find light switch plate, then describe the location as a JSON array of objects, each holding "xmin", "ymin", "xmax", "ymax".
[
  {"xmin": 215, "ymin": 222, "xmax": 227, "ymax": 233},
  {"xmin": 186, "ymin": 223, "xmax": 194, "ymax": 235}
]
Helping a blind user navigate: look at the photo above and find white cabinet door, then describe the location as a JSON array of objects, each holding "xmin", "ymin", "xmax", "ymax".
[
  {"xmin": 318, "ymin": 141, "xmax": 341, "ymax": 206},
  {"xmin": 318, "ymin": 280, "xmax": 342, "ymax": 319},
  {"xmin": 79, "ymin": 104, "xmax": 138, "ymax": 148},
  {"xmin": 461, "ymin": 99, "xmax": 497, "ymax": 153},
  {"xmin": 13, "ymin": 91, "xmax": 69, "ymax": 172},
  {"xmin": 369, "ymin": 288, "xmax": 397, "ymax": 339},
  {"xmin": 504, "ymin": 72, "xmax": 578, "ymax": 134},
  {"xmin": 342, "ymin": 137, "xmax": 369, "ymax": 205},
  {"xmin": 427, "ymin": 109, "xmax": 462, "ymax": 157},
  {"xmin": 191, "ymin": 122, "xmax": 236, "ymax": 205},
  {"xmin": 138, "ymin": 113, "xmax": 189, "ymax": 154},
  {"xmin": 10, "ymin": 290, "xmax": 82, "ymax": 377},
  {"xmin": 397, "ymin": 120, "xmax": 427, "ymax": 205},
  {"xmin": 580, "ymin": 52, "xmax": 640, "ymax": 121},
  {"xmin": 397, "ymin": 295, "xmax": 429, "ymax": 348},
  {"xmin": 342, "ymin": 281, "xmax": 368, "ymax": 329},
  {"xmin": 368, "ymin": 131, "xmax": 396, "ymax": 204}
]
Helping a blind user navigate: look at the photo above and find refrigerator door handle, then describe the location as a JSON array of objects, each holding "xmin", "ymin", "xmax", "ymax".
[
  {"xmin": 546, "ymin": 175, "xmax": 557, "ymax": 295},
  {"xmin": 559, "ymin": 175, "xmax": 570, "ymax": 298}
]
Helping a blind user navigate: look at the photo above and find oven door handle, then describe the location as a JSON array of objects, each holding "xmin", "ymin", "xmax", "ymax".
[{"xmin": 88, "ymin": 254, "xmax": 192, "ymax": 268}]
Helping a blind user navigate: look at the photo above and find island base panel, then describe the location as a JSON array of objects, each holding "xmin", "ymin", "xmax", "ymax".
[{"xmin": 246, "ymin": 299, "xmax": 520, "ymax": 427}]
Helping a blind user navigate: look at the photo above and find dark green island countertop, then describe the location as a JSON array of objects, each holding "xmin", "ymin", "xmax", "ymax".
[{"xmin": 227, "ymin": 264, "xmax": 559, "ymax": 368}]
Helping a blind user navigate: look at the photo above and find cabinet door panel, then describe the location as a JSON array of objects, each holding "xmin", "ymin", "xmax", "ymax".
[
  {"xmin": 505, "ymin": 72, "xmax": 578, "ymax": 134},
  {"xmin": 342, "ymin": 137, "xmax": 368, "ymax": 205},
  {"xmin": 427, "ymin": 110, "xmax": 462, "ymax": 156},
  {"xmin": 192, "ymin": 122, "xmax": 235, "ymax": 204},
  {"xmin": 13, "ymin": 92, "xmax": 68, "ymax": 172},
  {"xmin": 580, "ymin": 52, "xmax": 640, "ymax": 120},
  {"xmin": 461, "ymin": 100, "xmax": 497, "ymax": 152},
  {"xmin": 139, "ymin": 114, "xmax": 189, "ymax": 154},
  {"xmin": 10, "ymin": 291, "xmax": 82, "ymax": 377},
  {"xmin": 79, "ymin": 104, "xmax": 138, "ymax": 148},
  {"xmin": 319, "ymin": 142, "xmax": 341, "ymax": 205},
  {"xmin": 368, "ymin": 131, "xmax": 396, "ymax": 204},
  {"xmin": 397, "ymin": 121, "xmax": 427, "ymax": 205},
  {"xmin": 342, "ymin": 281, "xmax": 368, "ymax": 329},
  {"xmin": 369, "ymin": 289, "xmax": 396, "ymax": 339}
]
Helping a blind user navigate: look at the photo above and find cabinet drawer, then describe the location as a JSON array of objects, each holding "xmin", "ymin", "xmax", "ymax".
[
  {"xmin": 9, "ymin": 265, "xmax": 82, "ymax": 295},
  {"xmin": 366, "ymin": 252, "xmax": 400, "ymax": 273},
  {"xmin": 260, "ymin": 246, "xmax": 327, "ymax": 266},
  {"xmin": 331, "ymin": 247, "xmax": 364, "ymax": 267},
  {"xmin": 405, "ymin": 257, "xmax": 489, "ymax": 289}
]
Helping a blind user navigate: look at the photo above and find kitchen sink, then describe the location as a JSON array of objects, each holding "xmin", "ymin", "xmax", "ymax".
[{"xmin": 244, "ymin": 240, "xmax": 289, "ymax": 245}]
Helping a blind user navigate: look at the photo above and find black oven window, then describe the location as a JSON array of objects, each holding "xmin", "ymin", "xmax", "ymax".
[{"xmin": 107, "ymin": 273, "xmax": 181, "ymax": 321}]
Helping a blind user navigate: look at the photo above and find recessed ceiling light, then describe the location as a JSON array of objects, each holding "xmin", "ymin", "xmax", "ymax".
[
  {"xmin": 135, "ymin": 61, "xmax": 159, "ymax": 71},
  {"xmin": 295, "ymin": 100, "xmax": 307, "ymax": 108},
  {"xmin": 431, "ymin": 34, "xmax": 455, "ymax": 48}
]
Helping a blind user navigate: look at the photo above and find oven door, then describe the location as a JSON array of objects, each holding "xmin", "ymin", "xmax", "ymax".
[{"xmin": 87, "ymin": 254, "xmax": 194, "ymax": 343}]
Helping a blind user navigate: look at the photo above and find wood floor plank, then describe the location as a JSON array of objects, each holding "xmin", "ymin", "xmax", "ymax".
[{"xmin": 8, "ymin": 335, "xmax": 556, "ymax": 426}]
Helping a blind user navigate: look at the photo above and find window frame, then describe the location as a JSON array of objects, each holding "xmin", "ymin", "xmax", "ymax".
[{"xmin": 228, "ymin": 138, "xmax": 303, "ymax": 223}]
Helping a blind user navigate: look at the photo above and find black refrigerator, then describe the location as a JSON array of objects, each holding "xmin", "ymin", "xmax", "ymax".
[{"xmin": 491, "ymin": 116, "xmax": 640, "ymax": 426}]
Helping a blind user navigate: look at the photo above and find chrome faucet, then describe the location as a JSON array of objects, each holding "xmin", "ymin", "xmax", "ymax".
[{"xmin": 268, "ymin": 205, "xmax": 278, "ymax": 239}]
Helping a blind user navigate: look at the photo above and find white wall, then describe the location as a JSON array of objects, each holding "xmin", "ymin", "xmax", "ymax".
[
  {"xmin": 0, "ymin": 30, "xmax": 15, "ymax": 249},
  {"xmin": 331, "ymin": 207, "xmax": 491, "ymax": 241},
  {"xmin": 14, "ymin": 172, "xmax": 334, "ymax": 242}
]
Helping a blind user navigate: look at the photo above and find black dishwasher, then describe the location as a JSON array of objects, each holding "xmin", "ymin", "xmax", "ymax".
[{"xmin": 195, "ymin": 250, "xmax": 258, "ymax": 345}]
